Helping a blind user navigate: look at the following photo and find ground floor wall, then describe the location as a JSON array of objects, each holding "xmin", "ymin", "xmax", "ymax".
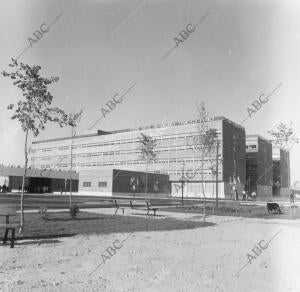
[
  {"xmin": 272, "ymin": 185, "xmax": 290, "ymax": 197},
  {"xmin": 7, "ymin": 175, "xmax": 78, "ymax": 193},
  {"xmin": 79, "ymin": 169, "xmax": 170, "ymax": 195},
  {"xmin": 257, "ymin": 185, "xmax": 272, "ymax": 199},
  {"xmin": 171, "ymin": 181, "xmax": 245, "ymax": 199},
  {"xmin": 7, "ymin": 176, "xmax": 29, "ymax": 191},
  {"xmin": 50, "ymin": 178, "xmax": 78, "ymax": 193},
  {"xmin": 78, "ymin": 191, "xmax": 170, "ymax": 198}
]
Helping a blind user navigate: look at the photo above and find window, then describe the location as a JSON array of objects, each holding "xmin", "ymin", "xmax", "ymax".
[
  {"xmin": 98, "ymin": 182, "xmax": 107, "ymax": 188},
  {"xmin": 83, "ymin": 182, "xmax": 91, "ymax": 187}
]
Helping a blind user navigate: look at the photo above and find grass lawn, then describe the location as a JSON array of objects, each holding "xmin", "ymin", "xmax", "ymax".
[
  {"xmin": 0, "ymin": 211, "xmax": 214, "ymax": 240},
  {"xmin": 161, "ymin": 203, "xmax": 300, "ymax": 220}
]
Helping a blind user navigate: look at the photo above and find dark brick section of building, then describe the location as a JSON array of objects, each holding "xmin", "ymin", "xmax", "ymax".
[
  {"xmin": 246, "ymin": 135, "xmax": 273, "ymax": 198},
  {"xmin": 222, "ymin": 119, "xmax": 246, "ymax": 196},
  {"xmin": 273, "ymin": 147, "xmax": 290, "ymax": 196},
  {"xmin": 79, "ymin": 169, "xmax": 170, "ymax": 197}
]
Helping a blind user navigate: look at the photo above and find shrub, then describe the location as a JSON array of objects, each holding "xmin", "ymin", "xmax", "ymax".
[
  {"xmin": 39, "ymin": 206, "xmax": 48, "ymax": 220},
  {"xmin": 70, "ymin": 204, "xmax": 79, "ymax": 218}
]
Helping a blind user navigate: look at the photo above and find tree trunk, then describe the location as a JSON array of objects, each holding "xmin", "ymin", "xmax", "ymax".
[
  {"xmin": 216, "ymin": 141, "xmax": 219, "ymax": 209},
  {"xmin": 201, "ymin": 152, "xmax": 206, "ymax": 222},
  {"xmin": 70, "ymin": 127, "xmax": 74, "ymax": 209},
  {"xmin": 20, "ymin": 128, "xmax": 29, "ymax": 233},
  {"xmin": 145, "ymin": 160, "xmax": 148, "ymax": 195}
]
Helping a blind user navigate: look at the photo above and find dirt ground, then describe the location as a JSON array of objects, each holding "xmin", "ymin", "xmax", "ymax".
[{"xmin": 1, "ymin": 209, "xmax": 300, "ymax": 292}]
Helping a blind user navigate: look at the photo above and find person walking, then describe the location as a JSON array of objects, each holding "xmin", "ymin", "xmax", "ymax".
[
  {"xmin": 290, "ymin": 189, "xmax": 295, "ymax": 205},
  {"xmin": 235, "ymin": 189, "xmax": 239, "ymax": 201},
  {"xmin": 242, "ymin": 190, "xmax": 246, "ymax": 201}
]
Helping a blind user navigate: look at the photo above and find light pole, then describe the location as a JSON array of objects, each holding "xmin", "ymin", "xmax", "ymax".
[
  {"xmin": 69, "ymin": 126, "xmax": 75, "ymax": 209},
  {"xmin": 181, "ymin": 162, "xmax": 185, "ymax": 205},
  {"xmin": 215, "ymin": 140, "xmax": 219, "ymax": 208}
]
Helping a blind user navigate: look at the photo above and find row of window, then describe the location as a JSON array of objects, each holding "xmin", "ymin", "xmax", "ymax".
[
  {"xmin": 32, "ymin": 132, "xmax": 220, "ymax": 153},
  {"xmin": 36, "ymin": 162, "xmax": 220, "ymax": 174},
  {"xmin": 246, "ymin": 145, "xmax": 257, "ymax": 149},
  {"xmin": 53, "ymin": 156, "xmax": 219, "ymax": 168},
  {"xmin": 37, "ymin": 155, "xmax": 221, "ymax": 169},
  {"xmin": 83, "ymin": 181, "xmax": 107, "ymax": 188},
  {"xmin": 32, "ymin": 144, "xmax": 220, "ymax": 161}
]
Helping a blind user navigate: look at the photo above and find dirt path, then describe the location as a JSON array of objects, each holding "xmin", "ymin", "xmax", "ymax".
[{"xmin": 0, "ymin": 211, "xmax": 299, "ymax": 291}]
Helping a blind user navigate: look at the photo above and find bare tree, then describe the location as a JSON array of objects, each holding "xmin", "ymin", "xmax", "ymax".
[
  {"xmin": 67, "ymin": 110, "xmax": 84, "ymax": 209},
  {"xmin": 192, "ymin": 102, "xmax": 218, "ymax": 221},
  {"xmin": 268, "ymin": 122, "xmax": 298, "ymax": 189},
  {"xmin": 1, "ymin": 59, "xmax": 80, "ymax": 232},
  {"xmin": 268, "ymin": 122, "xmax": 298, "ymax": 150},
  {"xmin": 138, "ymin": 133, "xmax": 157, "ymax": 195}
]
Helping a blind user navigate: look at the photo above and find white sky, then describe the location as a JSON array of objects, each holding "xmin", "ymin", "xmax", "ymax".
[{"xmin": 0, "ymin": 0, "xmax": 299, "ymax": 185}]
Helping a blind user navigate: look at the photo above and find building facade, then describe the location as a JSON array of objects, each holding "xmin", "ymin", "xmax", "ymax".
[
  {"xmin": 272, "ymin": 146, "xmax": 290, "ymax": 196},
  {"xmin": 0, "ymin": 165, "xmax": 78, "ymax": 193},
  {"xmin": 30, "ymin": 117, "xmax": 246, "ymax": 198},
  {"xmin": 79, "ymin": 169, "xmax": 170, "ymax": 197},
  {"xmin": 246, "ymin": 135, "xmax": 273, "ymax": 198}
]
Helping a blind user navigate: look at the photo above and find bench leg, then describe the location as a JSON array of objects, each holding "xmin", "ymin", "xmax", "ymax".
[
  {"xmin": 10, "ymin": 229, "xmax": 15, "ymax": 248},
  {"xmin": 146, "ymin": 209, "xmax": 149, "ymax": 217},
  {"xmin": 115, "ymin": 207, "xmax": 118, "ymax": 215},
  {"xmin": 122, "ymin": 208, "xmax": 124, "ymax": 215},
  {"xmin": 3, "ymin": 228, "xmax": 9, "ymax": 244}
]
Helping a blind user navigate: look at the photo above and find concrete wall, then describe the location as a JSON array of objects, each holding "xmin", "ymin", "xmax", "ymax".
[
  {"xmin": 257, "ymin": 185, "xmax": 272, "ymax": 199},
  {"xmin": 79, "ymin": 169, "xmax": 113, "ymax": 193},
  {"xmin": 280, "ymin": 187, "xmax": 290, "ymax": 197},
  {"xmin": 79, "ymin": 168, "xmax": 171, "ymax": 196},
  {"xmin": 171, "ymin": 182, "xmax": 227, "ymax": 199}
]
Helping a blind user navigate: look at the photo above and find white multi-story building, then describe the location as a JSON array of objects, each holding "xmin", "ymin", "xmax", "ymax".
[{"xmin": 30, "ymin": 117, "xmax": 246, "ymax": 198}]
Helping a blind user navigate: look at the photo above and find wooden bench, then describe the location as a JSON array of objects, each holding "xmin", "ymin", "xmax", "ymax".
[
  {"xmin": 146, "ymin": 201, "xmax": 158, "ymax": 217},
  {"xmin": 0, "ymin": 205, "xmax": 19, "ymax": 248},
  {"xmin": 130, "ymin": 200, "xmax": 158, "ymax": 217},
  {"xmin": 114, "ymin": 200, "xmax": 125, "ymax": 215}
]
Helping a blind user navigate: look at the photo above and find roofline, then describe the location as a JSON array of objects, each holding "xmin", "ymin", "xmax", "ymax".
[
  {"xmin": 32, "ymin": 132, "xmax": 100, "ymax": 144},
  {"xmin": 246, "ymin": 134, "xmax": 271, "ymax": 143},
  {"xmin": 33, "ymin": 116, "xmax": 244, "ymax": 144}
]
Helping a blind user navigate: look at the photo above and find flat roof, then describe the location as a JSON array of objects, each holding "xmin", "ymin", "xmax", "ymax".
[
  {"xmin": 246, "ymin": 134, "xmax": 271, "ymax": 143},
  {"xmin": 33, "ymin": 116, "xmax": 244, "ymax": 145},
  {"xmin": 0, "ymin": 165, "xmax": 78, "ymax": 180}
]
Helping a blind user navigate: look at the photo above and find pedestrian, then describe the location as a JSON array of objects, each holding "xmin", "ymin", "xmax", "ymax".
[
  {"xmin": 60, "ymin": 188, "xmax": 63, "ymax": 196},
  {"xmin": 242, "ymin": 190, "xmax": 246, "ymax": 201},
  {"xmin": 251, "ymin": 191, "xmax": 256, "ymax": 201},
  {"xmin": 235, "ymin": 189, "xmax": 239, "ymax": 201},
  {"xmin": 290, "ymin": 189, "xmax": 295, "ymax": 205},
  {"xmin": 231, "ymin": 185, "xmax": 236, "ymax": 200}
]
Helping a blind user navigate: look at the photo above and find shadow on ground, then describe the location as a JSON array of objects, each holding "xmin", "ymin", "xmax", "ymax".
[{"xmin": 0, "ymin": 211, "xmax": 215, "ymax": 241}]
